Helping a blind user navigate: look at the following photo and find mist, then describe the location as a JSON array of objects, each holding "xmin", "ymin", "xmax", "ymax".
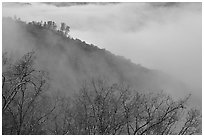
[{"xmin": 2, "ymin": 2, "xmax": 202, "ymax": 104}]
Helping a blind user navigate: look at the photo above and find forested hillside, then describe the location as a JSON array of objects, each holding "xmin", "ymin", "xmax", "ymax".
[
  {"xmin": 2, "ymin": 17, "xmax": 201, "ymax": 135},
  {"xmin": 2, "ymin": 17, "xmax": 190, "ymax": 98}
]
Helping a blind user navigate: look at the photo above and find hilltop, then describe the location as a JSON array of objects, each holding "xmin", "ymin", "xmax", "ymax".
[{"xmin": 2, "ymin": 17, "xmax": 190, "ymax": 99}]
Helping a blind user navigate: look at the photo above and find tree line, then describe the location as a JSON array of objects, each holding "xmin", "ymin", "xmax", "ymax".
[
  {"xmin": 28, "ymin": 21, "xmax": 70, "ymax": 36},
  {"xmin": 2, "ymin": 52, "xmax": 202, "ymax": 135},
  {"xmin": 11, "ymin": 16, "xmax": 70, "ymax": 37}
]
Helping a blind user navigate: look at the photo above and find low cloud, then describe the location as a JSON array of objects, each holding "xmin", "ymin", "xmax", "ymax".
[{"xmin": 2, "ymin": 2, "xmax": 202, "ymax": 102}]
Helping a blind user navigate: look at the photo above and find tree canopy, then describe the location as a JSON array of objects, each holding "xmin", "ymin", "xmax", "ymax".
[{"xmin": 2, "ymin": 52, "xmax": 202, "ymax": 135}]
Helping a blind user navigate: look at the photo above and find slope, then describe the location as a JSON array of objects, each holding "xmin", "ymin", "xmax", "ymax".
[{"xmin": 2, "ymin": 17, "xmax": 194, "ymax": 103}]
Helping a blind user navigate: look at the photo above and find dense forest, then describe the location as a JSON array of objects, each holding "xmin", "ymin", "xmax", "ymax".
[{"xmin": 2, "ymin": 17, "xmax": 202, "ymax": 135}]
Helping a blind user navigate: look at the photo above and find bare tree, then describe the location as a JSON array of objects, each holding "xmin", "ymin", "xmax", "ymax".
[
  {"xmin": 51, "ymin": 79, "xmax": 201, "ymax": 135},
  {"xmin": 2, "ymin": 52, "xmax": 201, "ymax": 135},
  {"xmin": 2, "ymin": 52, "xmax": 55, "ymax": 135},
  {"xmin": 178, "ymin": 108, "xmax": 202, "ymax": 135}
]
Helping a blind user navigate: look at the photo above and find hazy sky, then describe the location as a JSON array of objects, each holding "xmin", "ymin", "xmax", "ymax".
[{"xmin": 2, "ymin": 2, "xmax": 202, "ymax": 96}]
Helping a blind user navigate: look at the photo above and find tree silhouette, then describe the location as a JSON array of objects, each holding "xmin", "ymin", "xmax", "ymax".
[
  {"xmin": 60, "ymin": 22, "xmax": 66, "ymax": 33},
  {"xmin": 48, "ymin": 79, "xmax": 201, "ymax": 135},
  {"xmin": 65, "ymin": 26, "xmax": 70, "ymax": 36},
  {"xmin": 2, "ymin": 52, "xmax": 202, "ymax": 135},
  {"xmin": 2, "ymin": 52, "xmax": 56, "ymax": 135}
]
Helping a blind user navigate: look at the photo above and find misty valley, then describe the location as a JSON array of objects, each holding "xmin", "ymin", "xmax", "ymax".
[{"xmin": 2, "ymin": 3, "xmax": 202, "ymax": 135}]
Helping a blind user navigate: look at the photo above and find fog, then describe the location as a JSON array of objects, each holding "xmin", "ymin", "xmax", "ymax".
[{"xmin": 2, "ymin": 2, "xmax": 202, "ymax": 103}]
